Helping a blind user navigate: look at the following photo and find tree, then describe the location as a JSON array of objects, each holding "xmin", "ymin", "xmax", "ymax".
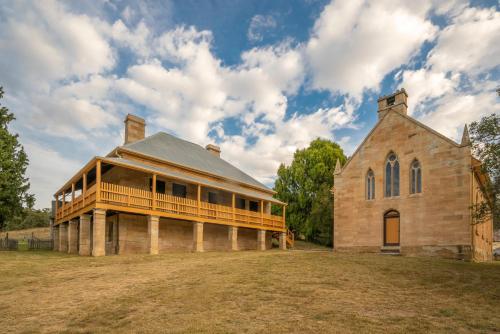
[
  {"xmin": 274, "ymin": 138, "xmax": 347, "ymax": 246},
  {"xmin": 0, "ymin": 87, "xmax": 34, "ymax": 230},
  {"xmin": 4, "ymin": 208, "xmax": 51, "ymax": 231},
  {"xmin": 469, "ymin": 113, "xmax": 500, "ymax": 228}
]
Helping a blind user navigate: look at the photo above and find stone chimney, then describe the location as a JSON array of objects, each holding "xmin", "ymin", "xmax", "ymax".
[
  {"xmin": 124, "ymin": 114, "xmax": 145, "ymax": 145},
  {"xmin": 377, "ymin": 88, "xmax": 408, "ymax": 120},
  {"xmin": 205, "ymin": 144, "xmax": 221, "ymax": 157}
]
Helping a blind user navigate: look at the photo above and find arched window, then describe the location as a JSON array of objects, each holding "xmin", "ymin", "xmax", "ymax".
[
  {"xmin": 385, "ymin": 152, "xmax": 400, "ymax": 197},
  {"xmin": 366, "ymin": 169, "xmax": 375, "ymax": 200},
  {"xmin": 410, "ymin": 160, "xmax": 422, "ymax": 194}
]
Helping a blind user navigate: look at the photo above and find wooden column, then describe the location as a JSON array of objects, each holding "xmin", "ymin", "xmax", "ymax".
[
  {"xmin": 71, "ymin": 183, "xmax": 75, "ymax": 211},
  {"xmin": 55, "ymin": 194, "xmax": 59, "ymax": 221},
  {"xmin": 232, "ymin": 193, "xmax": 235, "ymax": 222},
  {"xmin": 82, "ymin": 173, "xmax": 87, "ymax": 206},
  {"xmin": 197, "ymin": 184, "xmax": 201, "ymax": 216},
  {"xmin": 62, "ymin": 190, "xmax": 65, "ymax": 216},
  {"xmin": 282, "ymin": 205, "xmax": 286, "ymax": 228},
  {"xmin": 96, "ymin": 160, "xmax": 101, "ymax": 202},
  {"xmin": 260, "ymin": 200, "xmax": 264, "ymax": 225},
  {"xmin": 152, "ymin": 174, "xmax": 157, "ymax": 210}
]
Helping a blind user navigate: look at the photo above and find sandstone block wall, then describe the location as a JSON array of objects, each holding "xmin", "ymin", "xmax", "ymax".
[
  {"xmin": 116, "ymin": 214, "xmax": 272, "ymax": 253},
  {"xmin": 334, "ymin": 111, "xmax": 472, "ymax": 258}
]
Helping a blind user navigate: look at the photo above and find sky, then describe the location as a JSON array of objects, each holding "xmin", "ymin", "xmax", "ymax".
[{"xmin": 0, "ymin": 0, "xmax": 499, "ymax": 209}]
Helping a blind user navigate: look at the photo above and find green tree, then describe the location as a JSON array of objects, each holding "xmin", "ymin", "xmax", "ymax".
[
  {"xmin": 469, "ymin": 113, "xmax": 500, "ymax": 228},
  {"xmin": 0, "ymin": 86, "xmax": 34, "ymax": 230},
  {"xmin": 274, "ymin": 138, "xmax": 347, "ymax": 246},
  {"xmin": 4, "ymin": 208, "xmax": 51, "ymax": 231}
]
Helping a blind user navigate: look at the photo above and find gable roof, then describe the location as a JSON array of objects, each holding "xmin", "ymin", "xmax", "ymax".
[
  {"xmin": 116, "ymin": 132, "xmax": 271, "ymax": 192},
  {"xmin": 338, "ymin": 110, "xmax": 464, "ymax": 175}
]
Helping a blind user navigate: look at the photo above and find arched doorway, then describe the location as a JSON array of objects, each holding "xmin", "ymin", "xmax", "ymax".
[{"xmin": 384, "ymin": 210, "xmax": 400, "ymax": 246}]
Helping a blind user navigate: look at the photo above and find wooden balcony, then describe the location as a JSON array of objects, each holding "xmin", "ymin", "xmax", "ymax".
[{"xmin": 56, "ymin": 182, "xmax": 285, "ymax": 231}]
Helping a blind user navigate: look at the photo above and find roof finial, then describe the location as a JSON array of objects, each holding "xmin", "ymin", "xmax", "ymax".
[
  {"xmin": 334, "ymin": 159, "xmax": 342, "ymax": 175},
  {"xmin": 461, "ymin": 124, "xmax": 471, "ymax": 146}
]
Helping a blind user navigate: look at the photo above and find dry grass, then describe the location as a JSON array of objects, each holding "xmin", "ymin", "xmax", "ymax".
[
  {"xmin": 0, "ymin": 227, "xmax": 51, "ymax": 240},
  {"xmin": 0, "ymin": 250, "xmax": 498, "ymax": 333}
]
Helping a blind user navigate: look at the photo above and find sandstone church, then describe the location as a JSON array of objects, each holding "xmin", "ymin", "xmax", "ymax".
[{"xmin": 332, "ymin": 89, "xmax": 493, "ymax": 262}]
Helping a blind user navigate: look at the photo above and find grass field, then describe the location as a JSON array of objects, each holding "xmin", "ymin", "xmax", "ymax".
[{"xmin": 0, "ymin": 250, "xmax": 498, "ymax": 333}]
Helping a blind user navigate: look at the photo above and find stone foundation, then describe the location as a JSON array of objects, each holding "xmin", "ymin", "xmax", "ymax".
[
  {"xmin": 335, "ymin": 244, "xmax": 473, "ymax": 260},
  {"xmin": 114, "ymin": 213, "xmax": 273, "ymax": 254}
]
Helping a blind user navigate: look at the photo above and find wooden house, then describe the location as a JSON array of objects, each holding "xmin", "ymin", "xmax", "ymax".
[{"xmin": 53, "ymin": 114, "xmax": 292, "ymax": 256}]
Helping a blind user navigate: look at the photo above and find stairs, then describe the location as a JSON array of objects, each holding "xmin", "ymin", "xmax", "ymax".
[
  {"xmin": 286, "ymin": 229, "xmax": 294, "ymax": 248},
  {"xmin": 272, "ymin": 229, "xmax": 294, "ymax": 249},
  {"xmin": 380, "ymin": 246, "xmax": 401, "ymax": 255}
]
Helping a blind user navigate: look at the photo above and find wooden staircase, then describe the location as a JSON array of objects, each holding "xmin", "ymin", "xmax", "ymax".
[{"xmin": 272, "ymin": 229, "xmax": 294, "ymax": 248}]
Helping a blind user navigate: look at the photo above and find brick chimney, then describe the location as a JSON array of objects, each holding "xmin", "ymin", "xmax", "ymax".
[
  {"xmin": 377, "ymin": 88, "xmax": 408, "ymax": 120},
  {"xmin": 205, "ymin": 144, "xmax": 221, "ymax": 157},
  {"xmin": 124, "ymin": 114, "xmax": 145, "ymax": 144}
]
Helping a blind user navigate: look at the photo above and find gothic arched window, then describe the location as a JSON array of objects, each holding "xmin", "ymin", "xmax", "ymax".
[
  {"xmin": 366, "ymin": 169, "xmax": 375, "ymax": 200},
  {"xmin": 365, "ymin": 169, "xmax": 375, "ymax": 199},
  {"xmin": 410, "ymin": 160, "xmax": 422, "ymax": 194},
  {"xmin": 385, "ymin": 152, "xmax": 400, "ymax": 197}
]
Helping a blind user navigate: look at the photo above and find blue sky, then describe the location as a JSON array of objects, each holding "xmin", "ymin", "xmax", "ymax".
[{"xmin": 0, "ymin": 0, "xmax": 499, "ymax": 208}]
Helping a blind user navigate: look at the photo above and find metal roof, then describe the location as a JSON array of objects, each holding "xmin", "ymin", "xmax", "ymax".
[
  {"xmin": 120, "ymin": 132, "xmax": 270, "ymax": 191},
  {"xmin": 103, "ymin": 157, "xmax": 284, "ymax": 204}
]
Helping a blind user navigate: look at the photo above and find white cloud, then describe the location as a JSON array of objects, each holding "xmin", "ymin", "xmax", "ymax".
[
  {"xmin": 306, "ymin": 0, "xmax": 437, "ymax": 99},
  {"xmin": 428, "ymin": 6, "xmax": 500, "ymax": 74},
  {"xmin": 0, "ymin": 0, "xmax": 114, "ymax": 92},
  {"xmin": 0, "ymin": 0, "xmax": 497, "ymax": 209},
  {"xmin": 247, "ymin": 14, "xmax": 277, "ymax": 42},
  {"xmin": 419, "ymin": 92, "xmax": 500, "ymax": 140},
  {"xmin": 399, "ymin": 5, "xmax": 500, "ymax": 142},
  {"xmin": 397, "ymin": 69, "xmax": 458, "ymax": 114},
  {"xmin": 23, "ymin": 142, "xmax": 82, "ymax": 208}
]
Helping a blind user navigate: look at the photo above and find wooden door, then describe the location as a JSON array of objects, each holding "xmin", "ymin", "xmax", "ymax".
[{"xmin": 384, "ymin": 212, "xmax": 400, "ymax": 246}]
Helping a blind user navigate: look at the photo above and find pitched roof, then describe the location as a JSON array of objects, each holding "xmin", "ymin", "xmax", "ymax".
[
  {"xmin": 337, "ymin": 110, "xmax": 463, "ymax": 175},
  {"xmin": 102, "ymin": 157, "xmax": 283, "ymax": 204},
  {"xmin": 118, "ymin": 132, "xmax": 271, "ymax": 192}
]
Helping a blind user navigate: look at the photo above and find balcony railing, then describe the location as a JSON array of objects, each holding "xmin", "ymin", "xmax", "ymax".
[{"xmin": 56, "ymin": 182, "xmax": 284, "ymax": 230}]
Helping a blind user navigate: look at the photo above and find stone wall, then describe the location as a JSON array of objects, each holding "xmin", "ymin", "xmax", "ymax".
[
  {"xmin": 334, "ymin": 111, "xmax": 473, "ymax": 259},
  {"xmin": 116, "ymin": 213, "xmax": 272, "ymax": 254}
]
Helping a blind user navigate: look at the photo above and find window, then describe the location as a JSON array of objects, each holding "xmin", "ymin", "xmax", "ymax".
[
  {"xmin": 366, "ymin": 169, "xmax": 375, "ymax": 200},
  {"xmin": 172, "ymin": 183, "xmax": 187, "ymax": 198},
  {"xmin": 208, "ymin": 192, "xmax": 217, "ymax": 204},
  {"xmin": 150, "ymin": 179, "xmax": 166, "ymax": 194},
  {"xmin": 387, "ymin": 95, "xmax": 395, "ymax": 106},
  {"xmin": 410, "ymin": 160, "xmax": 422, "ymax": 194},
  {"xmin": 385, "ymin": 153, "xmax": 400, "ymax": 197},
  {"xmin": 249, "ymin": 201, "xmax": 259, "ymax": 212},
  {"xmin": 236, "ymin": 197, "xmax": 246, "ymax": 209}
]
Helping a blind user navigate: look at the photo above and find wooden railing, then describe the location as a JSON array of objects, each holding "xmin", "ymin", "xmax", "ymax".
[
  {"xmin": 56, "ymin": 185, "xmax": 96, "ymax": 220},
  {"xmin": 57, "ymin": 182, "xmax": 284, "ymax": 230}
]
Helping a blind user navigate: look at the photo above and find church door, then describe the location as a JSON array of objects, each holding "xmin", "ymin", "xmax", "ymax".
[{"xmin": 384, "ymin": 210, "xmax": 400, "ymax": 246}]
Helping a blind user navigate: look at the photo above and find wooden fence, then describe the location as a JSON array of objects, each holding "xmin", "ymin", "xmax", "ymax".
[
  {"xmin": 0, "ymin": 234, "xmax": 18, "ymax": 250},
  {"xmin": 28, "ymin": 235, "xmax": 53, "ymax": 250}
]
